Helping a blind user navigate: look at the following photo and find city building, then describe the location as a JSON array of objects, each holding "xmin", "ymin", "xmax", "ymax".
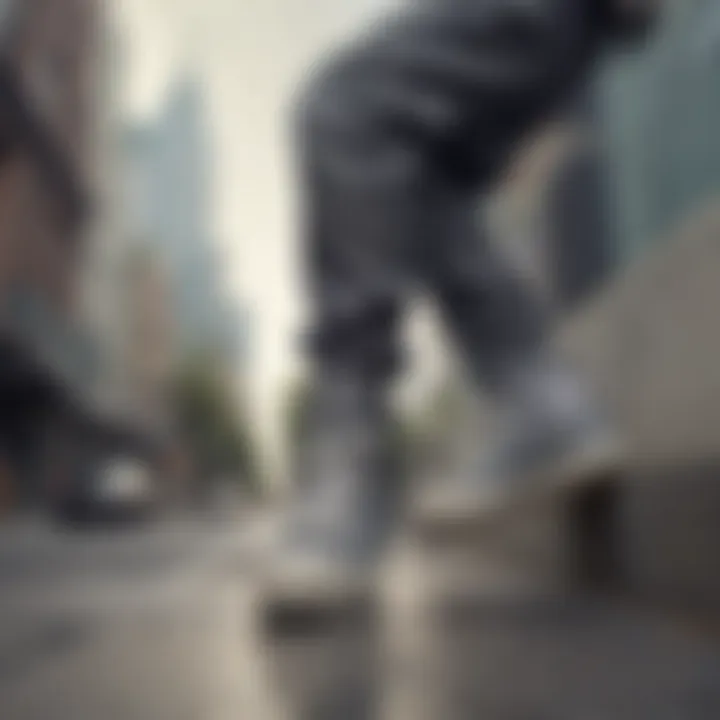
[
  {"xmin": 117, "ymin": 73, "xmax": 252, "ymax": 499},
  {"xmin": 601, "ymin": 0, "xmax": 720, "ymax": 266},
  {"xmin": 117, "ymin": 247, "xmax": 175, "ymax": 436},
  {"xmin": 0, "ymin": 0, "xmax": 98, "ymax": 511},
  {"xmin": 121, "ymin": 76, "xmax": 247, "ymax": 372},
  {"xmin": 78, "ymin": 2, "xmax": 172, "ymax": 461}
]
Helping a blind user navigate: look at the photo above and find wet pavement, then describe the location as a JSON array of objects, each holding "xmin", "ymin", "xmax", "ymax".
[{"xmin": 3, "ymin": 515, "xmax": 720, "ymax": 719}]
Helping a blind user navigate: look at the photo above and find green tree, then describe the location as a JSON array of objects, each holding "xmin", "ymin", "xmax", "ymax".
[
  {"xmin": 172, "ymin": 358, "xmax": 259, "ymax": 495},
  {"xmin": 284, "ymin": 377, "xmax": 313, "ymax": 452}
]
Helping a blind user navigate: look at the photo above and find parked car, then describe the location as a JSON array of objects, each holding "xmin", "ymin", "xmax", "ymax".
[{"xmin": 57, "ymin": 457, "xmax": 156, "ymax": 525}]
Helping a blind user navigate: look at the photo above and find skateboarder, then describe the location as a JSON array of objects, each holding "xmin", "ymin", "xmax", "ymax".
[{"xmin": 264, "ymin": 0, "xmax": 660, "ymax": 607}]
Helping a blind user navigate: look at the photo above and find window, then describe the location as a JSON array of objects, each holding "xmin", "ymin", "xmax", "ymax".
[{"xmin": 602, "ymin": 2, "xmax": 720, "ymax": 264}]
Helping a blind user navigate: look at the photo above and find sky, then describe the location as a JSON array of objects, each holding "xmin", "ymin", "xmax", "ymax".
[{"xmin": 114, "ymin": 0, "xmax": 444, "ymax": 474}]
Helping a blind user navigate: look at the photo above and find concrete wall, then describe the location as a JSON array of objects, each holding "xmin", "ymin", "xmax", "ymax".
[
  {"xmin": 445, "ymin": 202, "xmax": 720, "ymax": 610},
  {"xmin": 558, "ymin": 204, "xmax": 720, "ymax": 607}
]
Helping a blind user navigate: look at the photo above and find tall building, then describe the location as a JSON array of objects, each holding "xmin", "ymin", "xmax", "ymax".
[
  {"xmin": 122, "ymin": 76, "xmax": 246, "ymax": 369},
  {"xmin": 79, "ymin": 1, "xmax": 132, "ymax": 417},
  {"xmin": 116, "ymin": 247, "xmax": 175, "ymax": 431},
  {"xmin": 0, "ymin": 0, "xmax": 99, "ymax": 509},
  {"xmin": 601, "ymin": 0, "xmax": 720, "ymax": 264}
]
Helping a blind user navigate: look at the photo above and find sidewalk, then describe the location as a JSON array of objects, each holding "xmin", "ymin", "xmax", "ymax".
[
  {"xmin": 0, "ymin": 512, "xmax": 54, "ymax": 546},
  {"xmin": 241, "ymin": 526, "xmax": 720, "ymax": 720}
]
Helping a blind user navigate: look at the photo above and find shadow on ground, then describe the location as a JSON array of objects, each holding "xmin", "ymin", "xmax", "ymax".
[
  {"xmin": 262, "ymin": 608, "xmax": 380, "ymax": 720},
  {"xmin": 426, "ymin": 593, "xmax": 720, "ymax": 720}
]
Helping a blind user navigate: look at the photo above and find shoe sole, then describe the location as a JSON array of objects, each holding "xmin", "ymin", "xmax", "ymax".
[{"xmin": 258, "ymin": 563, "xmax": 378, "ymax": 633}]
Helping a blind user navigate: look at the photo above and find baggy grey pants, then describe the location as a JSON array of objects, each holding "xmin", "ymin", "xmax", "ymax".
[{"xmin": 296, "ymin": 0, "xmax": 605, "ymax": 387}]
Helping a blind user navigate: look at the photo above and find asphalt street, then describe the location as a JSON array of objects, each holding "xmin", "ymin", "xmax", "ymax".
[
  {"xmin": 0, "ymin": 515, "xmax": 262, "ymax": 720},
  {"xmin": 4, "ymin": 514, "xmax": 720, "ymax": 720}
]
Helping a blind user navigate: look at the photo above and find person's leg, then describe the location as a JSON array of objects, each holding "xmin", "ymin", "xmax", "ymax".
[
  {"xmin": 421, "ymin": 186, "xmax": 548, "ymax": 390},
  {"xmin": 298, "ymin": 0, "xmax": 602, "ymax": 385},
  {"xmin": 266, "ymin": 0, "xmax": 607, "ymax": 605},
  {"xmin": 266, "ymin": 30, "xmax": 427, "ymax": 605},
  {"xmin": 415, "ymin": 188, "xmax": 620, "ymax": 524}
]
